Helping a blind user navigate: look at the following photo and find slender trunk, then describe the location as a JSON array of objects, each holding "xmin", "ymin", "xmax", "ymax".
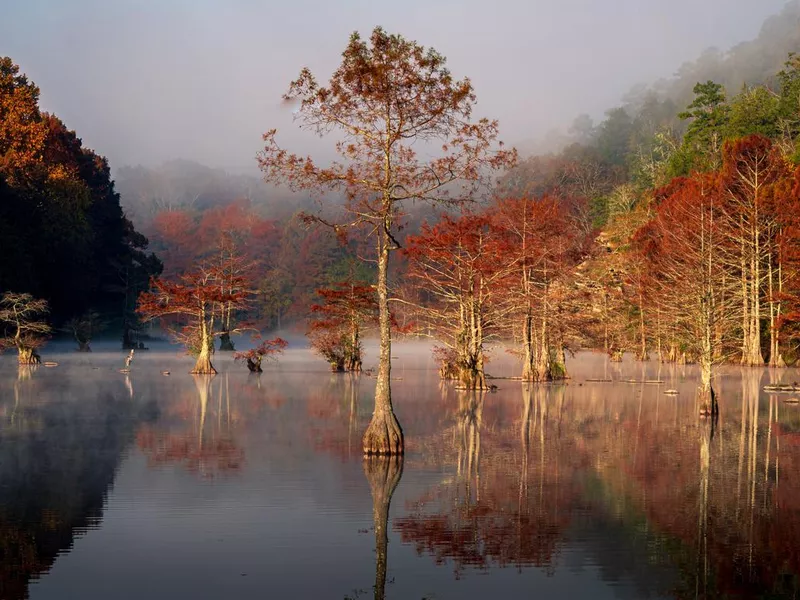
[
  {"xmin": 656, "ymin": 307, "xmax": 662, "ymax": 362},
  {"xmin": 741, "ymin": 217, "xmax": 750, "ymax": 364},
  {"xmin": 348, "ymin": 315, "xmax": 362, "ymax": 372},
  {"xmin": 363, "ymin": 224, "xmax": 403, "ymax": 455},
  {"xmin": 776, "ymin": 256, "xmax": 786, "ymax": 367},
  {"xmin": 698, "ymin": 340, "xmax": 717, "ymax": 416},
  {"xmin": 768, "ymin": 248, "xmax": 778, "ymax": 367},
  {"xmin": 637, "ymin": 285, "xmax": 648, "ymax": 361},
  {"xmin": 521, "ymin": 307, "xmax": 535, "ymax": 380},
  {"xmin": 743, "ymin": 218, "xmax": 763, "ymax": 366},
  {"xmin": 534, "ymin": 280, "xmax": 551, "ymax": 380}
]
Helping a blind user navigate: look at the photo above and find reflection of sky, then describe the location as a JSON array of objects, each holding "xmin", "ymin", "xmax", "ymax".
[
  {"xmin": 1, "ymin": 0, "xmax": 789, "ymax": 172},
  {"xmin": 0, "ymin": 348, "xmax": 795, "ymax": 599}
]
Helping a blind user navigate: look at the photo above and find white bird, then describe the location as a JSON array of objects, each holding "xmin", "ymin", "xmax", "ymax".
[{"xmin": 125, "ymin": 349, "xmax": 135, "ymax": 368}]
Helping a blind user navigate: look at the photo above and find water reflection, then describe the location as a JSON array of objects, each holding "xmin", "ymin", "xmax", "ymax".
[
  {"xmin": 0, "ymin": 351, "xmax": 799, "ymax": 599},
  {"xmin": 0, "ymin": 363, "xmax": 136, "ymax": 600},
  {"xmin": 136, "ymin": 374, "xmax": 244, "ymax": 477},
  {"xmin": 363, "ymin": 455, "xmax": 403, "ymax": 600},
  {"xmin": 395, "ymin": 364, "xmax": 800, "ymax": 598}
]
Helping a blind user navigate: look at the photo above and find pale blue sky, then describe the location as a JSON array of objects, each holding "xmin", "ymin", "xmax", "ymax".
[{"xmin": 0, "ymin": 0, "xmax": 791, "ymax": 172}]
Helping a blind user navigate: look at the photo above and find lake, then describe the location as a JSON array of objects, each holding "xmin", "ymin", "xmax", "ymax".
[{"xmin": 1, "ymin": 341, "xmax": 799, "ymax": 599}]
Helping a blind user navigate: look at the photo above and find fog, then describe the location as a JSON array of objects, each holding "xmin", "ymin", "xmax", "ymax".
[{"xmin": 1, "ymin": 0, "xmax": 792, "ymax": 173}]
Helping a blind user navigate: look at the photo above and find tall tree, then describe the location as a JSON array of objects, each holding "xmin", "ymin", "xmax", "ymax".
[
  {"xmin": 257, "ymin": 27, "xmax": 514, "ymax": 454},
  {"xmin": 636, "ymin": 174, "xmax": 734, "ymax": 414},
  {"xmin": 404, "ymin": 213, "xmax": 507, "ymax": 389},
  {"xmin": 720, "ymin": 135, "xmax": 788, "ymax": 366},
  {"xmin": 491, "ymin": 196, "xmax": 583, "ymax": 380}
]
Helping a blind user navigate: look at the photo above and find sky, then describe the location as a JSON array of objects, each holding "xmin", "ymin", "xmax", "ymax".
[{"xmin": 0, "ymin": 0, "xmax": 792, "ymax": 174}]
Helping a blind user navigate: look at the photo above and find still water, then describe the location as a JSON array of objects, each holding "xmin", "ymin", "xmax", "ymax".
[{"xmin": 1, "ymin": 342, "xmax": 799, "ymax": 599}]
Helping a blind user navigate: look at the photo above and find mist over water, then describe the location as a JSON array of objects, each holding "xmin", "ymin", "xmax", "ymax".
[{"xmin": 2, "ymin": 345, "xmax": 799, "ymax": 599}]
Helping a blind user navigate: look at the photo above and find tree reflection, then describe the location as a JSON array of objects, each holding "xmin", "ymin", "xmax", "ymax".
[
  {"xmin": 396, "ymin": 387, "xmax": 571, "ymax": 574},
  {"xmin": 136, "ymin": 374, "xmax": 244, "ymax": 477},
  {"xmin": 363, "ymin": 455, "xmax": 403, "ymax": 600},
  {"xmin": 395, "ymin": 368, "xmax": 800, "ymax": 597}
]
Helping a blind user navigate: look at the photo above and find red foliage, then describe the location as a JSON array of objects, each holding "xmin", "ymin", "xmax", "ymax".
[{"xmin": 233, "ymin": 336, "xmax": 288, "ymax": 372}]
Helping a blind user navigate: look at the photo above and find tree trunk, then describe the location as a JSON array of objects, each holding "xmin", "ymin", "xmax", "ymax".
[
  {"xmin": 637, "ymin": 287, "xmax": 648, "ymax": 361},
  {"xmin": 219, "ymin": 331, "xmax": 235, "ymax": 352},
  {"xmin": 534, "ymin": 312, "xmax": 552, "ymax": 381},
  {"xmin": 698, "ymin": 325, "xmax": 718, "ymax": 418},
  {"xmin": 550, "ymin": 342, "xmax": 568, "ymax": 380},
  {"xmin": 521, "ymin": 309, "xmax": 536, "ymax": 381},
  {"xmin": 77, "ymin": 340, "xmax": 91, "ymax": 352},
  {"xmin": 347, "ymin": 319, "xmax": 362, "ymax": 372},
  {"xmin": 363, "ymin": 226, "xmax": 403, "ymax": 455},
  {"xmin": 363, "ymin": 455, "xmax": 403, "ymax": 600},
  {"xmin": 192, "ymin": 323, "xmax": 217, "ymax": 374},
  {"xmin": 17, "ymin": 345, "xmax": 40, "ymax": 365},
  {"xmin": 246, "ymin": 357, "xmax": 262, "ymax": 373}
]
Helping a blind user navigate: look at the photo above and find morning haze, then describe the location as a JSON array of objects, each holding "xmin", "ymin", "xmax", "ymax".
[{"xmin": 0, "ymin": 0, "xmax": 790, "ymax": 172}]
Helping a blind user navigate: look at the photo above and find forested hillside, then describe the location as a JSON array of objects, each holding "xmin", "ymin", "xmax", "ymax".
[{"xmin": 0, "ymin": 57, "xmax": 161, "ymax": 329}]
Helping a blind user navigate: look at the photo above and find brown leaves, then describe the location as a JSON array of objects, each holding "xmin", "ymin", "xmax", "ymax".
[{"xmin": 258, "ymin": 26, "xmax": 515, "ymax": 222}]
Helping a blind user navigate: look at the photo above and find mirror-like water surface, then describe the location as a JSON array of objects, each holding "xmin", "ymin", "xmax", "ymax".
[{"xmin": 1, "ymin": 342, "xmax": 799, "ymax": 599}]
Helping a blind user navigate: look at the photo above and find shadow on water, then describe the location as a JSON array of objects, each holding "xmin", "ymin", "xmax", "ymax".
[{"xmin": 0, "ymin": 363, "xmax": 138, "ymax": 600}]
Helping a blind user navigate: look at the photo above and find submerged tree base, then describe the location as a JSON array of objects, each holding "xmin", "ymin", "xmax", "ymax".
[
  {"xmin": 363, "ymin": 410, "xmax": 404, "ymax": 455},
  {"xmin": 18, "ymin": 347, "xmax": 41, "ymax": 365},
  {"xmin": 191, "ymin": 354, "xmax": 217, "ymax": 375},
  {"xmin": 698, "ymin": 387, "xmax": 719, "ymax": 418}
]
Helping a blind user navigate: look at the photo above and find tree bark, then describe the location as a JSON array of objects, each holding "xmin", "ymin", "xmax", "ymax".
[
  {"xmin": 363, "ymin": 225, "xmax": 403, "ymax": 455},
  {"xmin": 192, "ymin": 322, "xmax": 217, "ymax": 374},
  {"xmin": 521, "ymin": 309, "xmax": 536, "ymax": 381}
]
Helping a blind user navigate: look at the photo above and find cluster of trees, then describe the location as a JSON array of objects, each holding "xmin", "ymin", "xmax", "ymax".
[
  {"xmin": 135, "ymin": 196, "xmax": 376, "ymax": 329},
  {"xmin": 402, "ymin": 198, "xmax": 590, "ymax": 390},
  {"xmin": 136, "ymin": 253, "xmax": 287, "ymax": 375},
  {"xmin": 495, "ymin": 47, "xmax": 800, "ymax": 413},
  {"xmin": 0, "ymin": 57, "xmax": 161, "ymax": 340}
]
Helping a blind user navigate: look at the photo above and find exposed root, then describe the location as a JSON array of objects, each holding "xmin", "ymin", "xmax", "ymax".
[
  {"xmin": 363, "ymin": 410, "xmax": 404, "ymax": 455},
  {"xmin": 191, "ymin": 353, "xmax": 217, "ymax": 375}
]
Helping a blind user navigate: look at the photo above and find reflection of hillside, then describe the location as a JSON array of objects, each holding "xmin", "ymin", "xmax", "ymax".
[
  {"xmin": 396, "ymin": 370, "xmax": 800, "ymax": 597},
  {"xmin": 0, "ymin": 369, "xmax": 136, "ymax": 600}
]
